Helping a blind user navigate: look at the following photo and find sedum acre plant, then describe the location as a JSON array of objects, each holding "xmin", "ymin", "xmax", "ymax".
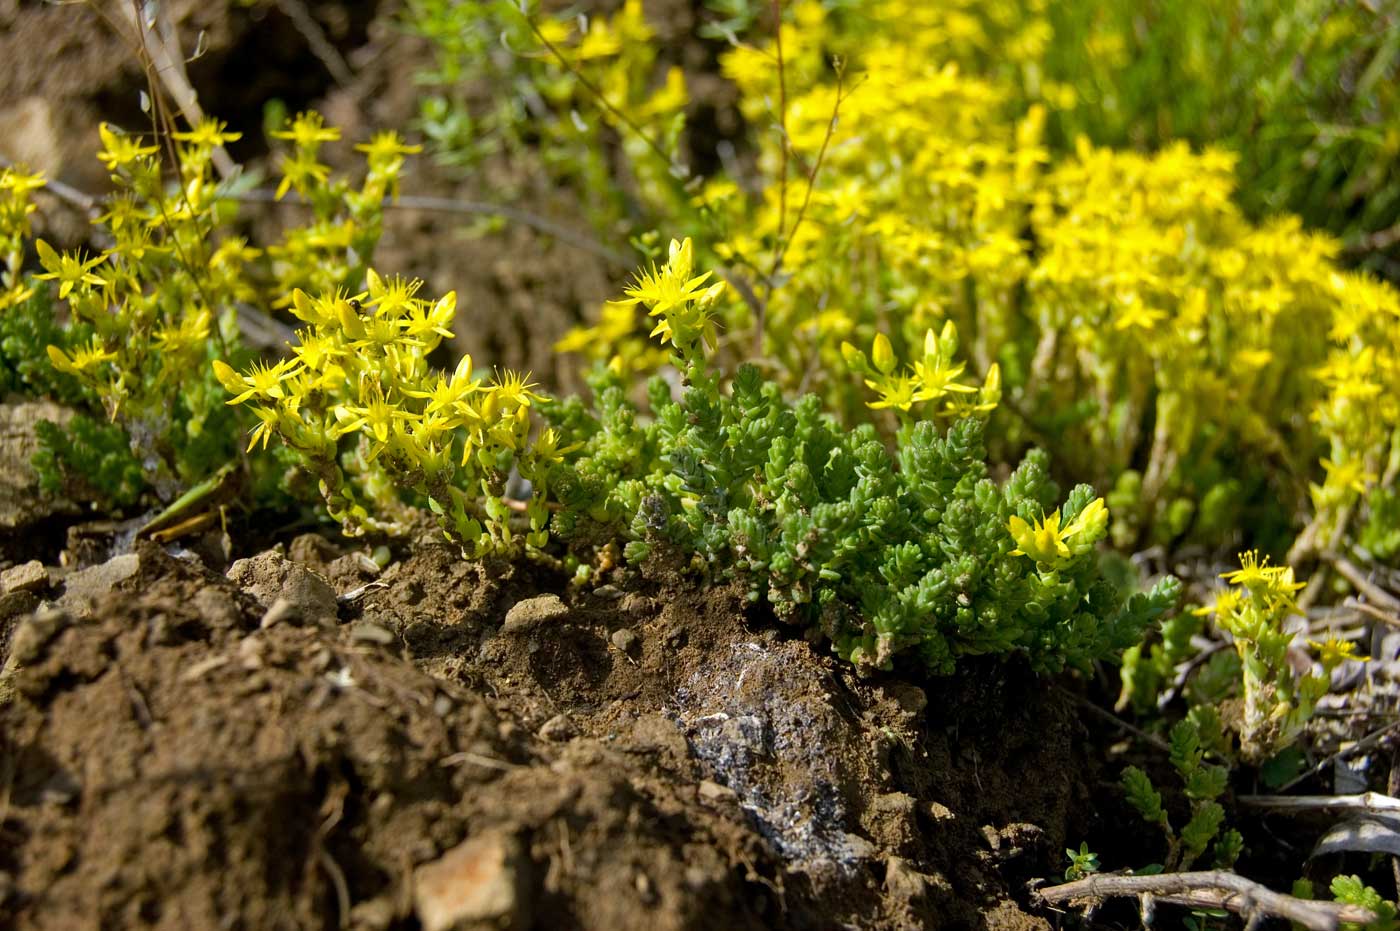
[
  {"xmin": 554, "ymin": 0, "xmax": 1400, "ymax": 569},
  {"xmin": 1195, "ymin": 551, "xmax": 1362, "ymax": 763},
  {"xmin": 544, "ymin": 238, "xmax": 1180, "ymax": 674},
  {"xmin": 1121, "ymin": 713, "xmax": 1243, "ymax": 872},
  {"xmin": 215, "ymin": 272, "xmax": 567, "ymax": 555},
  {"xmin": 1, "ymin": 110, "xmax": 413, "ymax": 506}
]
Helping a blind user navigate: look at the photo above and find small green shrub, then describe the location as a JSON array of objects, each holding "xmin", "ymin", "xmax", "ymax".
[{"xmin": 545, "ymin": 239, "xmax": 1180, "ymax": 673}]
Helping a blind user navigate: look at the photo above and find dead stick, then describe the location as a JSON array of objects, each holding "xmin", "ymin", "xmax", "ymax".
[
  {"xmin": 1330, "ymin": 553, "xmax": 1400, "ymax": 610},
  {"xmin": 1064, "ymin": 690, "xmax": 1172, "ymax": 754},
  {"xmin": 1038, "ymin": 871, "xmax": 1375, "ymax": 931},
  {"xmin": 1278, "ymin": 719, "xmax": 1400, "ymax": 793},
  {"xmin": 272, "ymin": 0, "xmax": 354, "ymax": 89},
  {"xmin": 236, "ymin": 189, "xmax": 631, "ymax": 266},
  {"xmin": 1239, "ymin": 791, "xmax": 1400, "ymax": 815}
]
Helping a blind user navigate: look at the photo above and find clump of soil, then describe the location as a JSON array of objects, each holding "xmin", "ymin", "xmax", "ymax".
[{"xmin": 0, "ymin": 535, "xmax": 1093, "ymax": 930}]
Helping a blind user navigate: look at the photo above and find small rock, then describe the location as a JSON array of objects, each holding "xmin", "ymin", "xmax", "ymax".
[
  {"xmin": 887, "ymin": 683, "xmax": 928, "ymax": 715},
  {"xmin": 698, "ymin": 780, "xmax": 737, "ymax": 802},
  {"xmin": 227, "ymin": 551, "xmax": 337, "ymax": 625},
  {"xmin": 287, "ymin": 533, "xmax": 339, "ymax": 567},
  {"xmin": 501, "ymin": 594, "xmax": 568, "ymax": 634},
  {"xmin": 0, "ymin": 401, "xmax": 79, "ymax": 531},
  {"xmin": 329, "ymin": 551, "xmax": 382, "ymax": 580},
  {"xmin": 39, "ymin": 767, "xmax": 82, "ymax": 805},
  {"xmin": 873, "ymin": 792, "xmax": 917, "ymax": 816},
  {"xmin": 349, "ymin": 896, "xmax": 395, "ymax": 931},
  {"xmin": 260, "ymin": 598, "xmax": 297, "ymax": 629},
  {"xmin": 350, "ymin": 621, "xmax": 396, "ymax": 646},
  {"xmin": 6, "ymin": 606, "xmax": 71, "ymax": 667},
  {"xmin": 843, "ymin": 832, "xmax": 878, "ymax": 860},
  {"xmin": 884, "ymin": 856, "xmax": 936, "ymax": 903},
  {"xmin": 634, "ymin": 871, "xmax": 656, "ymax": 905},
  {"xmin": 192, "ymin": 586, "xmax": 243, "ymax": 630},
  {"xmin": 927, "ymin": 801, "xmax": 956, "ymax": 822},
  {"xmin": 414, "ymin": 831, "xmax": 531, "ymax": 931},
  {"xmin": 537, "ymin": 714, "xmax": 576, "ymax": 742},
  {"xmin": 625, "ymin": 715, "xmax": 688, "ymax": 759},
  {"xmin": 58, "ymin": 552, "xmax": 141, "ymax": 614},
  {"xmin": 610, "ymin": 627, "xmax": 640, "ymax": 656},
  {"xmin": 591, "ymin": 584, "xmax": 623, "ymax": 600},
  {"xmin": 0, "ymin": 589, "xmax": 37, "ymax": 622},
  {"xmin": 2, "ymin": 560, "xmax": 48, "ymax": 595}
]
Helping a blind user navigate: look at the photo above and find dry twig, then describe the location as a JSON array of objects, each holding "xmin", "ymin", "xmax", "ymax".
[
  {"xmin": 1329, "ymin": 553, "xmax": 1400, "ymax": 611},
  {"xmin": 1239, "ymin": 791, "xmax": 1400, "ymax": 815},
  {"xmin": 1278, "ymin": 720, "xmax": 1400, "ymax": 793},
  {"xmin": 271, "ymin": 0, "xmax": 355, "ymax": 89},
  {"xmin": 110, "ymin": 0, "xmax": 237, "ymax": 180},
  {"xmin": 1039, "ymin": 871, "xmax": 1375, "ymax": 931}
]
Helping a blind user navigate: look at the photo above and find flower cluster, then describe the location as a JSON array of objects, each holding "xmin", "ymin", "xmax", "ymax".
[
  {"xmin": 9, "ymin": 110, "xmax": 409, "ymax": 502},
  {"xmin": 266, "ymin": 111, "xmax": 421, "ymax": 304},
  {"xmin": 0, "ymin": 166, "xmax": 43, "ymax": 312},
  {"xmin": 1194, "ymin": 551, "xmax": 1357, "ymax": 762},
  {"xmin": 215, "ymin": 272, "xmax": 566, "ymax": 554},
  {"xmin": 843, "ymin": 323, "xmax": 1000, "ymax": 419},
  {"xmin": 555, "ymin": 0, "xmax": 1400, "ymax": 567}
]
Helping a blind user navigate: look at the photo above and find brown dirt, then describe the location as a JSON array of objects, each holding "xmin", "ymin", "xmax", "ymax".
[{"xmin": 0, "ymin": 533, "xmax": 1098, "ymax": 930}]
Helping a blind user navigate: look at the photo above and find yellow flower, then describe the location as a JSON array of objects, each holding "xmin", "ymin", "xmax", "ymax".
[
  {"xmin": 334, "ymin": 383, "xmax": 411, "ymax": 446},
  {"xmin": 0, "ymin": 166, "xmax": 45, "ymax": 196},
  {"xmin": 1008, "ymin": 497, "xmax": 1107, "ymax": 566},
  {"xmin": 212, "ymin": 358, "xmax": 298, "ymax": 405},
  {"xmin": 276, "ymin": 150, "xmax": 331, "ymax": 200},
  {"xmin": 172, "ymin": 118, "xmax": 241, "ymax": 150},
  {"xmin": 1114, "ymin": 303, "xmax": 1166, "ymax": 331},
  {"xmin": 1009, "ymin": 508, "xmax": 1071, "ymax": 564},
  {"xmin": 245, "ymin": 405, "xmax": 282, "ymax": 452},
  {"xmin": 864, "ymin": 372, "xmax": 920, "ymax": 411},
  {"xmin": 912, "ymin": 324, "xmax": 975, "ymax": 402},
  {"xmin": 96, "ymin": 123, "xmax": 158, "ymax": 172},
  {"xmin": 493, "ymin": 369, "xmax": 548, "ymax": 409},
  {"xmin": 354, "ymin": 130, "xmax": 422, "ymax": 163},
  {"xmin": 271, "ymin": 112, "xmax": 340, "ymax": 149},
  {"xmin": 1220, "ymin": 550, "xmax": 1305, "ymax": 600},
  {"xmin": 1308, "ymin": 635, "xmax": 1366, "ymax": 672},
  {"xmin": 34, "ymin": 240, "xmax": 105, "ymax": 299},
  {"xmin": 47, "ymin": 338, "xmax": 116, "ymax": 377}
]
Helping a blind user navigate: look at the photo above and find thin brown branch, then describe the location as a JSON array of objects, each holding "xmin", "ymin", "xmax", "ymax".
[
  {"xmin": 519, "ymin": 10, "xmax": 687, "ymax": 182},
  {"xmin": 271, "ymin": 0, "xmax": 355, "ymax": 89},
  {"xmin": 1329, "ymin": 552, "xmax": 1400, "ymax": 610},
  {"xmin": 111, "ymin": 0, "xmax": 236, "ymax": 180},
  {"xmin": 1239, "ymin": 791, "xmax": 1400, "ymax": 815},
  {"xmin": 236, "ymin": 188, "xmax": 632, "ymax": 266},
  {"xmin": 1062, "ymin": 690, "xmax": 1172, "ymax": 754},
  {"xmin": 1038, "ymin": 871, "xmax": 1375, "ymax": 931},
  {"xmin": 1278, "ymin": 720, "xmax": 1400, "ymax": 793},
  {"xmin": 1349, "ymin": 597, "xmax": 1400, "ymax": 629}
]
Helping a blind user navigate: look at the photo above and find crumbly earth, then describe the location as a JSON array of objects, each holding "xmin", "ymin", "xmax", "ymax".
[{"xmin": 0, "ymin": 531, "xmax": 1099, "ymax": 930}]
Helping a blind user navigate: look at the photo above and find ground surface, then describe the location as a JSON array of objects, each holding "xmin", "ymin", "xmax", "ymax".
[{"xmin": 0, "ymin": 526, "xmax": 1108, "ymax": 930}]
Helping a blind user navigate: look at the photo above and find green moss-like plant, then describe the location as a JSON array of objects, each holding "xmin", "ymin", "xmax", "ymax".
[{"xmin": 547, "ymin": 239, "xmax": 1180, "ymax": 674}]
